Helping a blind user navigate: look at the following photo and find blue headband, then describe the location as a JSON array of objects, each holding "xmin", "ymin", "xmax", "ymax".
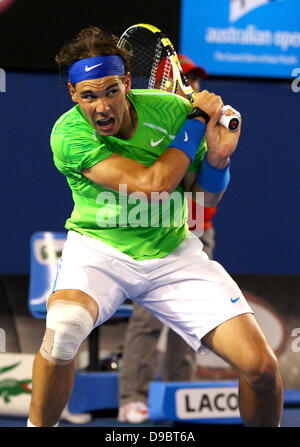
[{"xmin": 68, "ymin": 55, "xmax": 125, "ymax": 84}]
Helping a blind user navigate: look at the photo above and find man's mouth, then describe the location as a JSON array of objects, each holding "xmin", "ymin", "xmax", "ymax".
[{"xmin": 96, "ymin": 117, "xmax": 115, "ymax": 130}]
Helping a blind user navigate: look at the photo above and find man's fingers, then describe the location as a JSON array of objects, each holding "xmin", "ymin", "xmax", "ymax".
[
  {"xmin": 208, "ymin": 106, "xmax": 223, "ymax": 127},
  {"xmin": 193, "ymin": 91, "xmax": 224, "ymax": 119}
]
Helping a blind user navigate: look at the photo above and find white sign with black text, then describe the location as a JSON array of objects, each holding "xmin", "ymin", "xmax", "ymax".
[{"xmin": 175, "ymin": 387, "xmax": 240, "ymax": 420}]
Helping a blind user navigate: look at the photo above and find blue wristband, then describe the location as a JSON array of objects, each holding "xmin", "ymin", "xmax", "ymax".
[
  {"xmin": 169, "ymin": 119, "xmax": 206, "ymax": 163},
  {"xmin": 197, "ymin": 154, "xmax": 231, "ymax": 193}
]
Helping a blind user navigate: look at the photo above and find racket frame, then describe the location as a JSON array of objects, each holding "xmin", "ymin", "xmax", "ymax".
[{"xmin": 118, "ymin": 23, "xmax": 240, "ymax": 131}]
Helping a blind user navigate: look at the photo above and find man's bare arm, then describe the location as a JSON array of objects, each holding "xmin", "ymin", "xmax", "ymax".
[{"xmin": 83, "ymin": 148, "xmax": 190, "ymax": 199}]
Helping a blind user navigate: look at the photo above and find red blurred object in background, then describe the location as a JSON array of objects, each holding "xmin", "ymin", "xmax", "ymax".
[{"xmin": 0, "ymin": 0, "xmax": 15, "ymax": 16}]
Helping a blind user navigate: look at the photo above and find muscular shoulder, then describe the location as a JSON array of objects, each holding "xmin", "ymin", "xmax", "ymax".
[
  {"xmin": 51, "ymin": 104, "xmax": 94, "ymax": 138},
  {"xmin": 50, "ymin": 105, "xmax": 111, "ymax": 175},
  {"xmin": 129, "ymin": 89, "xmax": 192, "ymax": 138}
]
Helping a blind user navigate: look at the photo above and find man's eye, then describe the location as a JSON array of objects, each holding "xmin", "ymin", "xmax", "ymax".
[{"xmin": 107, "ymin": 89, "xmax": 118, "ymax": 96}]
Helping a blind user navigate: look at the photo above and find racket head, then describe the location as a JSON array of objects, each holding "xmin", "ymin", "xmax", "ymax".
[{"xmin": 118, "ymin": 23, "xmax": 194, "ymax": 97}]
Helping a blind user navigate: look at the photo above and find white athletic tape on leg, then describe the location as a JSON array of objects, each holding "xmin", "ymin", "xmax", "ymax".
[{"xmin": 40, "ymin": 301, "xmax": 94, "ymax": 363}]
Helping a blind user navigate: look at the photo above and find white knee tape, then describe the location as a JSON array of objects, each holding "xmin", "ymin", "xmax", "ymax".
[{"xmin": 40, "ymin": 300, "xmax": 94, "ymax": 363}]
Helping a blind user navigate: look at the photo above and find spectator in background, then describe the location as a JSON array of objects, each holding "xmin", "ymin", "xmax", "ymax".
[{"xmin": 118, "ymin": 54, "xmax": 217, "ymax": 424}]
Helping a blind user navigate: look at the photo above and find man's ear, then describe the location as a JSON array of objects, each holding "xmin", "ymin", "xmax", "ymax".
[
  {"xmin": 68, "ymin": 81, "xmax": 78, "ymax": 103},
  {"xmin": 124, "ymin": 72, "xmax": 132, "ymax": 95}
]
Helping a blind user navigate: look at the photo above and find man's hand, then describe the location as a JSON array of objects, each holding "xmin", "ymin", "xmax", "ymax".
[
  {"xmin": 205, "ymin": 107, "xmax": 241, "ymax": 169},
  {"xmin": 192, "ymin": 91, "xmax": 241, "ymax": 169},
  {"xmin": 193, "ymin": 90, "xmax": 223, "ymax": 122}
]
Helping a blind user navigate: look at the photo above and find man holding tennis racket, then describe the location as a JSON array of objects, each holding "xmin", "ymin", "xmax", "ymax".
[
  {"xmin": 28, "ymin": 27, "xmax": 283, "ymax": 427},
  {"xmin": 118, "ymin": 54, "xmax": 218, "ymax": 424}
]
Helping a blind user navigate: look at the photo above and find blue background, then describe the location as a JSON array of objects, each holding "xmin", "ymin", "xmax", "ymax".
[
  {"xmin": 180, "ymin": 0, "xmax": 300, "ymax": 78},
  {"xmin": 0, "ymin": 71, "xmax": 299, "ymax": 274}
]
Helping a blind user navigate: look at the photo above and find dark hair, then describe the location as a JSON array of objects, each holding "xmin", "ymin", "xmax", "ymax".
[{"xmin": 55, "ymin": 26, "xmax": 132, "ymax": 74}]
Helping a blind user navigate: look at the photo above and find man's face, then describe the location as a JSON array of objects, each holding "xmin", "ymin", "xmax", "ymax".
[
  {"xmin": 69, "ymin": 73, "xmax": 131, "ymax": 137},
  {"xmin": 186, "ymin": 72, "xmax": 201, "ymax": 93}
]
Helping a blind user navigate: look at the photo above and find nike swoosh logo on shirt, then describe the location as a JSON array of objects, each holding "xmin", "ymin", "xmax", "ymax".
[
  {"xmin": 231, "ymin": 297, "xmax": 240, "ymax": 303},
  {"xmin": 85, "ymin": 63, "xmax": 103, "ymax": 72},
  {"xmin": 151, "ymin": 137, "xmax": 165, "ymax": 147},
  {"xmin": 184, "ymin": 131, "xmax": 188, "ymax": 142}
]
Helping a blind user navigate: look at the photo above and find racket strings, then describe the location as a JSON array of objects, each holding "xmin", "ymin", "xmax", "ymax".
[
  {"xmin": 118, "ymin": 27, "xmax": 174, "ymax": 92},
  {"xmin": 159, "ymin": 57, "xmax": 173, "ymax": 92},
  {"xmin": 149, "ymin": 38, "xmax": 163, "ymax": 89}
]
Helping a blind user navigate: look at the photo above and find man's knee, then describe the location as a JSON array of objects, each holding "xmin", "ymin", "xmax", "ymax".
[
  {"xmin": 243, "ymin": 350, "xmax": 280, "ymax": 393},
  {"xmin": 40, "ymin": 300, "xmax": 94, "ymax": 365}
]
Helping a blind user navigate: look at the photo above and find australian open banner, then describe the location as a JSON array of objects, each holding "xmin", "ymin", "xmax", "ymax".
[{"xmin": 180, "ymin": 0, "xmax": 300, "ymax": 78}]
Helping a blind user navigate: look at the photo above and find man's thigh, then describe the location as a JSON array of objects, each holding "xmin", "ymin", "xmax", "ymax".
[
  {"xmin": 51, "ymin": 231, "xmax": 147, "ymax": 328},
  {"xmin": 135, "ymin": 236, "xmax": 253, "ymax": 353},
  {"xmin": 202, "ymin": 312, "xmax": 275, "ymax": 373}
]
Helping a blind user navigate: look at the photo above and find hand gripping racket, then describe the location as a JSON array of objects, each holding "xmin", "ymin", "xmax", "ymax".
[{"xmin": 118, "ymin": 23, "xmax": 241, "ymax": 132}]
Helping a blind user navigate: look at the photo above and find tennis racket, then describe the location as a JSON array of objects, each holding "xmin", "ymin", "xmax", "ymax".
[{"xmin": 118, "ymin": 23, "xmax": 240, "ymax": 132}]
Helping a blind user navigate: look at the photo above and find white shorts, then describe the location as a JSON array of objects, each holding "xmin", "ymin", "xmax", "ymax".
[{"xmin": 52, "ymin": 230, "xmax": 253, "ymax": 353}]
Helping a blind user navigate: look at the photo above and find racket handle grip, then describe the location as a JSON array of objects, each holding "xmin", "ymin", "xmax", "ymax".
[{"xmin": 219, "ymin": 105, "xmax": 241, "ymax": 132}]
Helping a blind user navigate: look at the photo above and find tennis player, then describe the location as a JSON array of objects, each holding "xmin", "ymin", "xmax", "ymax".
[{"xmin": 28, "ymin": 27, "xmax": 283, "ymax": 427}]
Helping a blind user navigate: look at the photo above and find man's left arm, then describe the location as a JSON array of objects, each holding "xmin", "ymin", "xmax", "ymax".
[
  {"xmin": 184, "ymin": 106, "xmax": 241, "ymax": 207},
  {"xmin": 184, "ymin": 172, "xmax": 226, "ymax": 208}
]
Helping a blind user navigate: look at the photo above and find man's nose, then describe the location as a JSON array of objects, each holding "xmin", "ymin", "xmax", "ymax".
[{"xmin": 96, "ymin": 99, "xmax": 111, "ymax": 115}]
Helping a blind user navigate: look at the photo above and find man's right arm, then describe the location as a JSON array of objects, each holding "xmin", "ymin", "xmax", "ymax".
[{"xmin": 82, "ymin": 147, "xmax": 191, "ymax": 199}]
